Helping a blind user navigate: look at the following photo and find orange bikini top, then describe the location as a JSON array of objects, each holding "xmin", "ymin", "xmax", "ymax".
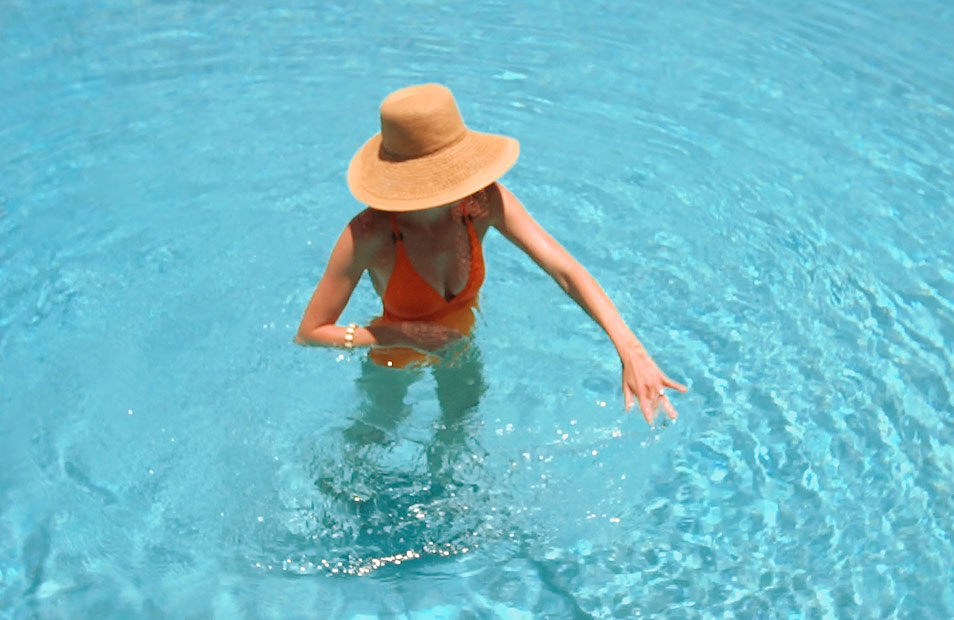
[{"xmin": 381, "ymin": 199, "xmax": 485, "ymax": 323}]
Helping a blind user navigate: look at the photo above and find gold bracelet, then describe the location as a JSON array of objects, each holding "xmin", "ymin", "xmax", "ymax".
[{"xmin": 344, "ymin": 323, "xmax": 357, "ymax": 349}]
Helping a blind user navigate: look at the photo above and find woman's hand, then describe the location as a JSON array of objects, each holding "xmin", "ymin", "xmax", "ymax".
[
  {"xmin": 401, "ymin": 322, "xmax": 464, "ymax": 353},
  {"xmin": 370, "ymin": 321, "xmax": 464, "ymax": 354},
  {"xmin": 620, "ymin": 343, "xmax": 688, "ymax": 426}
]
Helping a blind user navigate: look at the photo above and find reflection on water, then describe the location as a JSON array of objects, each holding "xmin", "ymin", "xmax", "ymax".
[{"xmin": 268, "ymin": 346, "xmax": 512, "ymax": 576}]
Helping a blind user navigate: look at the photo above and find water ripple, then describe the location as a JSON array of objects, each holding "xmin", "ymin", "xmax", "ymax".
[{"xmin": 2, "ymin": 0, "xmax": 954, "ymax": 617}]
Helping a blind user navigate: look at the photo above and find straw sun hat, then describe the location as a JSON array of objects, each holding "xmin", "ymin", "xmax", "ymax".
[{"xmin": 347, "ymin": 83, "xmax": 520, "ymax": 212}]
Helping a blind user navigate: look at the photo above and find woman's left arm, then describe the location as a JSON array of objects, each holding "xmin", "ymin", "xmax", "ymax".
[{"xmin": 489, "ymin": 183, "xmax": 687, "ymax": 425}]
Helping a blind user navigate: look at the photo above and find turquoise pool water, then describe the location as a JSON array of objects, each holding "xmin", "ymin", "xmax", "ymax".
[{"xmin": 2, "ymin": 1, "xmax": 953, "ymax": 618}]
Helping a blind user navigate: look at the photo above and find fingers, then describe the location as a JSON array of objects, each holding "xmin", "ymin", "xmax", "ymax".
[
  {"xmin": 622, "ymin": 368, "xmax": 686, "ymax": 426},
  {"xmin": 422, "ymin": 327, "xmax": 464, "ymax": 352},
  {"xmin": 639, "ymin": 386, "xmax": 679, "ymax": 426},
  {"xmin": 625, "ymin": 382, "xmax": 656, "ymax": 426},
  {"xmin": 663, "ymin": 375, "xmax": 688, "ymax": 393},
  {"xmin": 661, "ymin": 394, "xmax": 679, "ymax": 420},
  {"xmin": 638, "ymin": 394, "xmax": 655, "ymax": 426}
]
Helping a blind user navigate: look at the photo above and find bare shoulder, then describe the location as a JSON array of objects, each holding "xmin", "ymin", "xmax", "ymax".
[
  {"xmin": 473, "ymin": 182, "xmax": 507, "ymax": 224},
  {"xmin": 347, "ymin": 207, "xmax": 391, "ymax": 266},
  {"xmin": 480, "ymin": 181, "xmax": 525, "ymax": 228},
  {"xmin": 348, "ymin": 208, "xmax": 389, "ymax": 242}
]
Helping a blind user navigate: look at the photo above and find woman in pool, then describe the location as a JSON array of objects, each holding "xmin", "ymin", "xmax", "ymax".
[{"xmin": 295, "ymin": 83, "xmax": 686, "ymax": 425}]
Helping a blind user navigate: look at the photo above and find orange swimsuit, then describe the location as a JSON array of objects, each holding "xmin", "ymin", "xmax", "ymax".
[{"xmin": 370, "ymin": 198, "xmax": 485, "ymax": 367}]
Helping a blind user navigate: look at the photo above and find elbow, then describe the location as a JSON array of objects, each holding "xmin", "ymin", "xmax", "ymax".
[
  {"xmin": 295, "ymin": 320, "xmax": 336, "ymax": 347},
  {"xmin": 546, "ymin": 258, "xmax": 580, "ymax": 295},
  {"xmin": 557, "ymin": 263, "xmax": 593, "ymax": 300},
  {"xmin": 553, "ymin": 269, "xmax": 574, "ymax": 295},
  {"xmin": 294, "ymin": 322, "xmax": 317, "ymax": 346}
]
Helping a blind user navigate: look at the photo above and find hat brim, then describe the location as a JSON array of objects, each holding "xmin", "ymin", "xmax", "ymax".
[{"xmin": 347, "ymin": 130, "xmax": 519, "ymax": 211}]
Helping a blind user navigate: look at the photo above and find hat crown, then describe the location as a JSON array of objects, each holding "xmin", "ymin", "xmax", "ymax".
[{"xmin": 379, "ymin": 84, "xmax": 467, "ymax": 159}]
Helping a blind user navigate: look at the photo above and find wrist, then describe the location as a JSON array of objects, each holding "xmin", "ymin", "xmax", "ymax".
[
  {"xmin": 340, "ymin": 323, "xmax": 382, "ymax": 349},
  {"xmin": 614, "ymin": 334, "xmax": 644, "ymax": 357},
  {"xmin": 364, "ymin": 323, "xmax": 407, "ymax": 348},
  {"xmin": 343, "ymin": 323, "xmax": 357, "ymax": 349}
]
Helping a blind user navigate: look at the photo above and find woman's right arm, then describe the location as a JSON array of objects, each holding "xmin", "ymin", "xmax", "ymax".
[
  {"xmin": 294, "ymin": 220, "xmax": 377, "ymax": 348},
  {"xmin": 294, "ymin": 218, "xmax": 461, "ymax": 352}
]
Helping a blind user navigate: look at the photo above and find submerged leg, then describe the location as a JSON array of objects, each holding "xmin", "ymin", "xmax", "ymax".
[
  {"xmin": 317, "ymin": 357, "xmax": 422, "ymax": 514},
  {"xmin": 344, "ymin": 356, "xmax": 421, "ymax": 446},
  {"xmin": 428, "ymin": 345, "xmax": 488, "ymax": 479}
]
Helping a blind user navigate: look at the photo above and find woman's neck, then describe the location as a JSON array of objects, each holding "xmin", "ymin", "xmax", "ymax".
[{"xmin": 395, "ymin": 201, "xmax": 460, "ymax": 231}]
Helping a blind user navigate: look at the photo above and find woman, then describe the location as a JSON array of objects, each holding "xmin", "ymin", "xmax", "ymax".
[{"xmin": 295, "ymin": 83, "xmax": 686, "ymax": 425}]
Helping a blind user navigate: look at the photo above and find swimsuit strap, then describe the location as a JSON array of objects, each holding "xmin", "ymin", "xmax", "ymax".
[
  {"xmin": 460, "ymin": 195, "xmax": 474, "ymax": 223},
  {"xmin": 388, "ymin": 213, "xmax": 403, "ymax": 242}
]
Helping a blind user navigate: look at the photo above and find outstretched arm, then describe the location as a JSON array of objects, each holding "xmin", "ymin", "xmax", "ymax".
[{"xmin": 489, "ymin": 183, "xmax": 687, "ymax": 425}]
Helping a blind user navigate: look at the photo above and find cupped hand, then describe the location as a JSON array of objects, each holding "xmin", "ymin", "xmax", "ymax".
[
  {"xmin": 620, "ymin": 343, "xmax": 688, "ymax": 426},
  {"xmin": 399, "ymin": 321, "xmax": 464, "ymax": 353}
]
